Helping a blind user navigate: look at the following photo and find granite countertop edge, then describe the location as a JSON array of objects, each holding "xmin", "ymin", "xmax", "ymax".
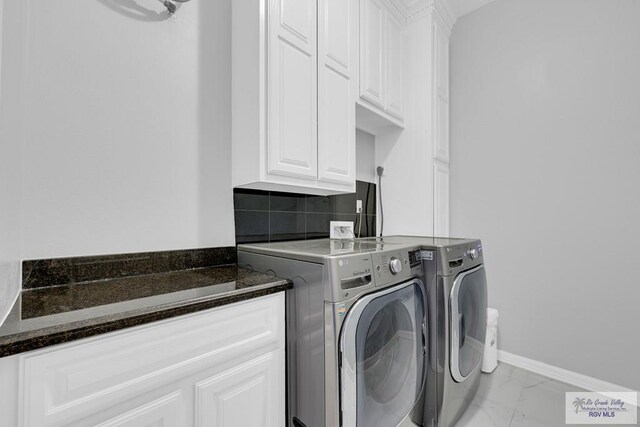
[{"xmin": 0, "ymin": 276, "xmax": 292, "ymax": 359}]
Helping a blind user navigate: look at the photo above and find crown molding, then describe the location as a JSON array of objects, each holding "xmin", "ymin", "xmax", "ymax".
[
  {"xmin": 380, "ymin": 0, "xmax": 408, "ymax": 23},
  {"xmin": 433, "ymin": 0, "xmax": 456, "ymax": 31},
  {"xmin": 384, "ymin": 0, "xmax": 458, "ymax": 29},
  {"xmin": 404, "ymin": 1, "xmax": 432, "ymax": 23}
]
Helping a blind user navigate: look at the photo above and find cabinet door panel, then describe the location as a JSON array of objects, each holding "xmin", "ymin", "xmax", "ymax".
[
  {"xmin": 435, "ymin": 23, "xmax": 449, "ymax": 99},
  {"xmin": 385, "ymin": 13, "xmax": 404, "ymax": 120},
  {"xmin": 434, "ymin": 162, "xmax": 450, "ymax": 237},
  {"xmin": 320, "ymin": 0, "xmax": 351, "ymax": 74},
  {"xmin": 359, "ymin": 0, "xmax": 385, "ymax": 108},
  {"xmin": 318, "ymin": 66, "xmax": 355, "ymax": 185},
  {"xmin": 280, "ymin": 0, "xmax": 315, "ymax": 47},
  {"xmin": 434, "ymin": 94, "xmax": 449, "ymax": 162},
  {"xmin": 269, "ymin": 0, "xmax": 318, "ymax": 180},
  {"xmin": 195, "ymin": 351, "xmax": 283, "ymax": 427},
  {"xmin": 433, "ymin": 22, "xmax": 449, "ymax": 163},
  {"xmin": 318, "ymin": 0, "xmax": 355, "ymax": 186},
  {"xmin": 95, "ymin": 392, "xmax": 183, "ymax": 427}
]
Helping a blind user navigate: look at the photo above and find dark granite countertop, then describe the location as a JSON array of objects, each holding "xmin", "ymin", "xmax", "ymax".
[{"xmin": 0, "ymin": 265, "xmax": 291, "ymax": 358}]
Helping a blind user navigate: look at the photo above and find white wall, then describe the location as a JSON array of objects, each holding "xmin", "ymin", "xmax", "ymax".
[
  {"xmin": 450, "ymin": 0, "xmax": 640, "ymax": 390},
  {"xmin": 0, "ymin": 0, "xmax": 22, "ymax": 324},
  {"xmin": 6, "ymin": 0, "xmax": 234, "ymax": 260},
  {"xmin": 355, "ymin": 130, "xmax": 376, "ymax": 184}
]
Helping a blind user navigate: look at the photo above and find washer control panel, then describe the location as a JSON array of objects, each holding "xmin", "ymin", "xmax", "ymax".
[
  {"xmin": 408, "ymin": 249, "xmax": 423, "ymax": 268},
  {"xmin": 325, "ymin": 247, "xmax": 424, "ymax": 301},
  {"xmin": 371, "ymin": 249, "xmax": 420, "ymax": 287},
  {"xmin": 389, "ymin": 257, "xmax": 403, "ymax": 274}
]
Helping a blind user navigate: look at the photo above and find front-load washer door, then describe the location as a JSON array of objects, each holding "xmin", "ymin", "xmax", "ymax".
[
  {"xmin": 340, "ymin": 279, "xmax": 426, "ymax": 427},
  {"xmin": 450, "ymin": 265, "xmax": 488, "ymax": 382}
]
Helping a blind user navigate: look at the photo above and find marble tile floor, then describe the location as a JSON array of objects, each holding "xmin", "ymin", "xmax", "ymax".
[{"xmin": 455, "ymin": 363, "xmax": 586, "ymax": 427}]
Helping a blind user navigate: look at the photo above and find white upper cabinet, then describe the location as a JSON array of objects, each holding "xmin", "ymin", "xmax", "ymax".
[
  {"xmin": 268, "ymin": 0, "xmax": 318, "ymax": 180},
  {"xmin": 317, "ymin": 0, "xmax": 357, "ymax": 186},
  {"xmin": 359, "ymin": 0, "xmax": 385, "ymax": 109},
  {"xmin": 358, "ymin": 0, "xmax": 405, "ymax": 125},
  {"xmin": 385, "ymin": 12, "xmax": 405, "ymax": 120},
  {"xmin": 232, "ymin": 0, "xmax": 357, "ymax": 195}
]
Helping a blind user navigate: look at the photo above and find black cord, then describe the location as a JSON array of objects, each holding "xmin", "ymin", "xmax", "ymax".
[
  {"xmin": 365, "ymin": 183, "xmax": 372, "ymax": 237},
  {"xmin": 377, "ymin": 167, "xmax": 384, "ymax": 237}
]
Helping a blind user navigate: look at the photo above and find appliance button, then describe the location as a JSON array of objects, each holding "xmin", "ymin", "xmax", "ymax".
[
  {"xmin": 389, "ymin": 257, "xmax": 402, "ymax": 274},
  {"xmin": 469, "ymin": 248, "xmax": 478, "ymax": 260}
]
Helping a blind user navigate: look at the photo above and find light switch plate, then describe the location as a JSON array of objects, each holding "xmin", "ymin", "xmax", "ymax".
[{"xmin": 330, "ymin": 221, "xmax": 354, "ymax": 239}]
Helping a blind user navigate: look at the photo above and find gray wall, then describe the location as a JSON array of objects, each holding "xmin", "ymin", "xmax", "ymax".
[
  {"xmin": 0, "ymin": 1, "xmax": 235, "ymax": 323},
  {"xmin": 450, "ymin": 0, "xmax": 640, "ymax": 390},
  {"xmin": 0, "ymin": 0, "xmax": 23, "ymax": 324},
  {"xmin": 1, "ymin": 0, "xmax": 235, "ymax": 261}
]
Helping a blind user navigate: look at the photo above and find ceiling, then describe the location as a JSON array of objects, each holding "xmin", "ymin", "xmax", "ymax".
[{"xmin": 448, "ymin": 0, "xmax": 497, "ymax": 18}]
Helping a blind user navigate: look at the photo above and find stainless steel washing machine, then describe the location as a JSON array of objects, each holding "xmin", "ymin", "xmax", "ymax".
[{"xmin": 238, "ymin": 239, "xmax": 431, "ymax": 427}]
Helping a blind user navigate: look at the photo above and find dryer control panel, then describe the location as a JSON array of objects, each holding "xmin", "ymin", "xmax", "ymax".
[{"xmin": 438, "ymin": 240, "xmax": 484, "ymax": 276}]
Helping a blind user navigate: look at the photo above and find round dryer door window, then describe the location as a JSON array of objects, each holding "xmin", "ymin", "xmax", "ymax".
[
  {"xmin": 450, "ymin": 266, "xmax": 488, "ymax": 382},
  {"xmin": 340, "ymin": 280, "xmax": 426, "ymax": 427}
]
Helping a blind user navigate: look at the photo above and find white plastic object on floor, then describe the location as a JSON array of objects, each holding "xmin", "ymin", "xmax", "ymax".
[{"xmin": 482, "ymin": 308, "xmax": 499, "ymax": 373}]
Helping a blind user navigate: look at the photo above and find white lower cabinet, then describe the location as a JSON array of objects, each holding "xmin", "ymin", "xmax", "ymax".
[
  {"xmin": 195, "ymin": 352, "xmax": 280, "ymax": 426},
  {"xmin": 95, "ymin": 391, "xmax": 184, "ymax": 427},
  {"xmin": 2, "ymin": 293, "xmax": 285, "ymax": 427}
]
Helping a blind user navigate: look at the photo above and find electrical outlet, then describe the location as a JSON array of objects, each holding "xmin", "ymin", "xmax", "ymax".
[
  {"xmin": 330, "ymin": 221, "xmax": 354, "ymax": 239},
  {"xmin": 356, "ymin": 200, "xmax": 363, "ymax": 213}
]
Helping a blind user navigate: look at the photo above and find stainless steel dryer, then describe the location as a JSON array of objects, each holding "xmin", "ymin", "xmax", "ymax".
[
  {"xmin": 238, "ymin": 239, "xmax": 431, "ymax": 427},
  {"xmin": 425, "ymin": 239, "xmax": 487, "ymax": 427}
]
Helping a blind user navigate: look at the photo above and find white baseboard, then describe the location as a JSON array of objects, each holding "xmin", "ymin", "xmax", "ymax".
[{"xmin": 498, "ymin": 350, "xmax": 638, "ymax": 407}]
